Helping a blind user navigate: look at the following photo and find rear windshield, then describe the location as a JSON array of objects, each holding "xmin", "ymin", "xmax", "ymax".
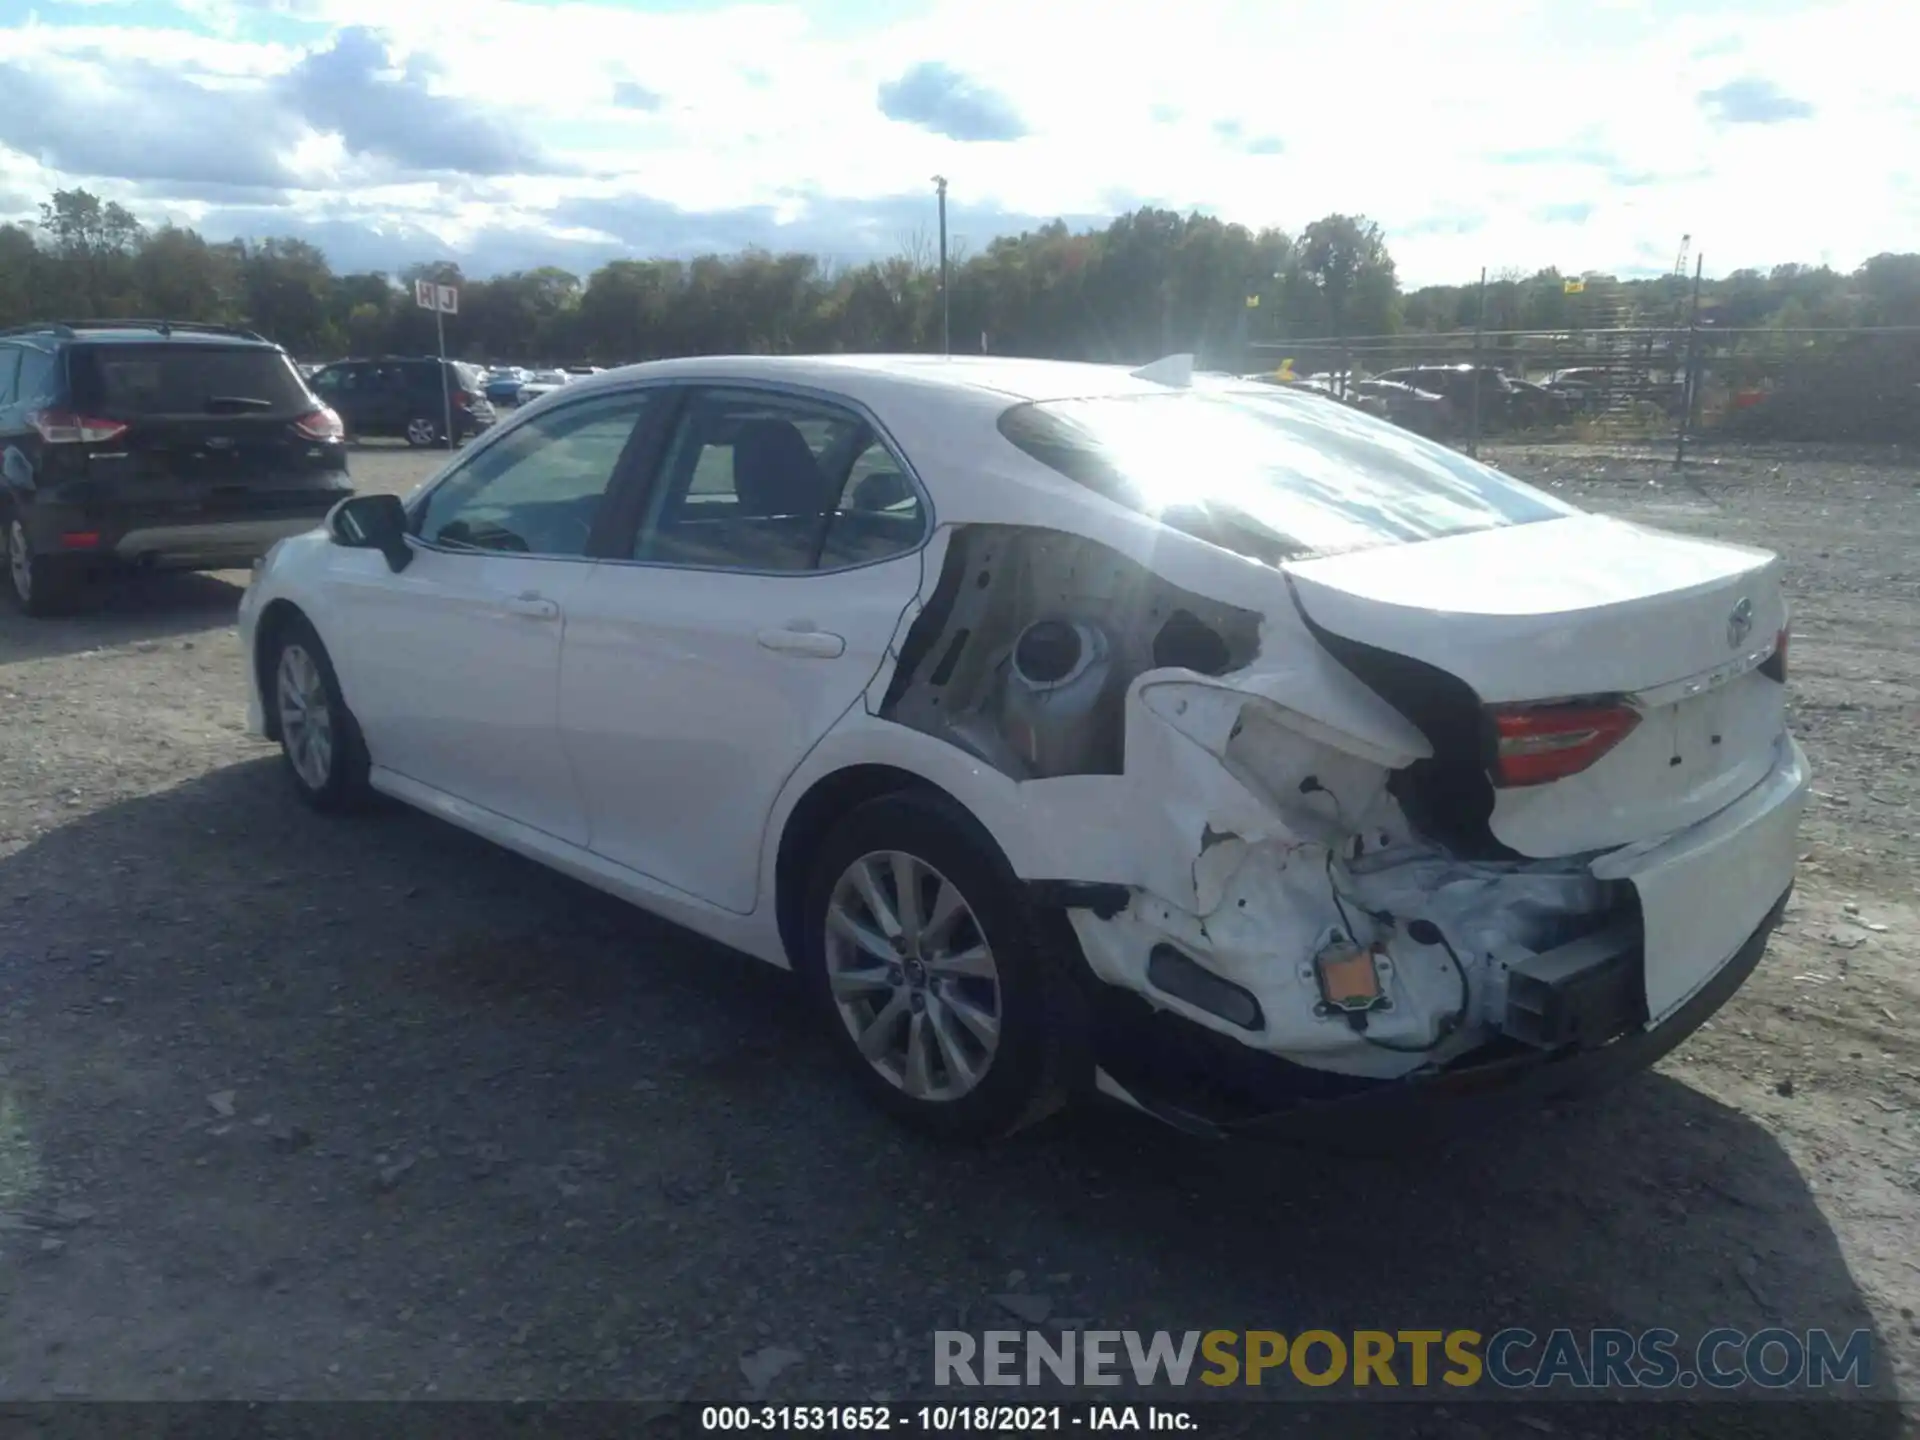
[
  {"xmin": 69, "ymin": 344, "xmax": 312, "ymax": 416},
  {"xmin": 996, "ymin": 387, "xmax": 1574, "ymax": 561}
]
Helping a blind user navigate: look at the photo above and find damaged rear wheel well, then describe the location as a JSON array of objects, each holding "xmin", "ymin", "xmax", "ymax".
[{"xmin": 774, "ymin": 765, "xmax": 975, "ymax": 966}]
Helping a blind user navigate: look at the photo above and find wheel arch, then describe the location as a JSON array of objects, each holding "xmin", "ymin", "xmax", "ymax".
[
  {"xmin": 773, "ymin": 763, "xmax": 1001, "ymax": 969},
  {"xmin": 251, "ymin": 597, "xmax": 311, "ymax": 741}
]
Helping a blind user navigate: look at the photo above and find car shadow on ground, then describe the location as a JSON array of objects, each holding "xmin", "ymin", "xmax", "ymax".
[
  {"xmin": 0, "ymin": 569, "xmax": 245, "ymax": 664},
  {"xmin": 0, "ymin": 760, "xmax": 1904, "ymax": 1428}
]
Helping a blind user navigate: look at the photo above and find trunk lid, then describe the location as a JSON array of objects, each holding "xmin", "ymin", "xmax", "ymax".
[{"xmin": 1285, "ymin": 513, "xmax": 1789, "ymax": 856}]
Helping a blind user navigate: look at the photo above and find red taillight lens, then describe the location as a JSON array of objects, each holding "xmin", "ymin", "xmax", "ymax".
[
  {"xmin": 453, "ymin": 390, "xmax": 475, "ymax": 411},
  {"xmin": 293, "ymin": 407, "xmax": 344, "ymax": 441},
  {"xmin": 31, "ymin": 410, "xmax": 128, "ymax": 445},
  {"xmin": 1488, "ymin": 702, "xmax": 1641, "ymax": 787},
  {"xmin": 1760, "ymin": 626, "xmax": 1789, "ymax": 683},
  {"xmin": 60, "ymin": 532, "xmax": 101, "ymax": 549}
]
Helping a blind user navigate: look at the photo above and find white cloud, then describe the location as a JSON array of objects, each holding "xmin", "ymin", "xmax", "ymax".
[{"xmin": 0, "ymin": 0, "xmax": 1913, "ymax": 282}]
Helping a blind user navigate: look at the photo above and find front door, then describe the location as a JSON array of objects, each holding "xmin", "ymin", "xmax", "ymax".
[
  {"xmin": 560, "ymin": 384, "xmax": 930, "ymax": 913},
  {"xmin": 325, "ymin": 388, "xmax": 662, "ymax": 843}
]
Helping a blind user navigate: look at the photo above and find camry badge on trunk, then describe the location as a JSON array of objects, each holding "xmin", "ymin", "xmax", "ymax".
[{"xmin": 1727, "ymin": 597, "xmax": 1754, "ymax": 647}]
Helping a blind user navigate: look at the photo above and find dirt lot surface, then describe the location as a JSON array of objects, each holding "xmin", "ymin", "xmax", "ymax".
[{"xmin": 2, "ymin": 438, "xmax": 1917, "ymax": 1428}]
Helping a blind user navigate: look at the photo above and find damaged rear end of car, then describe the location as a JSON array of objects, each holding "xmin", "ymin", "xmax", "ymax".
[{"xmin": 859, "ymin": 381, "xmax": 1808, "ymax": 1136}]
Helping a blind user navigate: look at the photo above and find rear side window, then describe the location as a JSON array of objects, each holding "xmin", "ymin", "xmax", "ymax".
[
  {"xmin": 633, "ymin": 388, "xmax": 926, "ymax": 573},
  {"xmin": 69, "ymin": 345, "xmax": 312, "ymax": 416},
  {"xmin": 0, "ymin": 346, "xmax": 19, "ymax": 406},
  {"xmin": 998, "ymin": 388, "xmax": 1574, "ymax": 561}
]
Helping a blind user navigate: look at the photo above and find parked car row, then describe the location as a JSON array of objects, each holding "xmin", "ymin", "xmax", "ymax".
[
  {"xmin": 1244, "ymin": 362, "xmax": 1689, "ymax": 437},
  {"xmin": 478, "ymin": 364, "xmax": 607, "ymax": 408}
]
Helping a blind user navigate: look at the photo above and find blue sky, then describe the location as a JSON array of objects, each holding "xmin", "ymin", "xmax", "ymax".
[{"xmin": 0, "ymin": 0, "xmax": 1906, "ymax": 285}]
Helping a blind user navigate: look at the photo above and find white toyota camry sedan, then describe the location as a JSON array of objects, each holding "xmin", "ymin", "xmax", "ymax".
[{"xmin": 238, "ymin": 354, "xmax": 1808, "ymax": 1141}]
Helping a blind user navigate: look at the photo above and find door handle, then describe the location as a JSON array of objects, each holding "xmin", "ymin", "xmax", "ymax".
[
  {"xmin": 502, "ymin": 591, "xmax": 559, "ymax": 620},
  {"xmin": 756, "ymin": 626, "xmax": 846, "ymax": 658}
]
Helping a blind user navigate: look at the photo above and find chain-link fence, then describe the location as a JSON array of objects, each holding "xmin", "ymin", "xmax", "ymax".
[{"xmin": 1242, "ymin": 323, "xmax": 1920, "ymax": 461}]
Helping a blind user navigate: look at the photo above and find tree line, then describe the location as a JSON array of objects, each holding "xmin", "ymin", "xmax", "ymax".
[{"xmin": 4, "ymin": 188, "xmax": 1917, "ymax": 369}]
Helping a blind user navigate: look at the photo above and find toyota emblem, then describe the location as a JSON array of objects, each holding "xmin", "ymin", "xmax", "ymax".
[{"xmin": 1727, "ymin": 597, "xmax": 1754, "ymax": 648}]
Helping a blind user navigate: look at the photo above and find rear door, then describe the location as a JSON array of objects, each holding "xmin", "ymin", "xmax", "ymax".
[
  {"xmin": 63, "ymin": 342, "xmax": 345, "ymax": 512},
  {"xmin": 559, "ymin": 384, "xmax": 930, "ymax": 914}
]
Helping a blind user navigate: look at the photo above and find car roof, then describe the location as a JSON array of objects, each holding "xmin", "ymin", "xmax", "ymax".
[
  {"xmin": 1, "ymin": 322, "xmax": 277, "ymax": 348},
  {"xmin": 565, "ymin": 353, "xmax": 1229, "ymax": 407}
]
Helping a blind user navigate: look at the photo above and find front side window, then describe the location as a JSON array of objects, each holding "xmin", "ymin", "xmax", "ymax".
[
  {"xmin": 634, "ymin": 388, "xmax": 925, "ymax": 573},
  {"xmin": 415, "ymin": 391, "xmax": 655, "ymax": 557},
  {"xmin": 998, "ymin": 387, "xmax": 1575, "ymax": 562}
]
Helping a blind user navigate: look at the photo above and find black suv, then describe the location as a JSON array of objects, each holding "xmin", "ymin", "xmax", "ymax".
[
  {"xmin": 307, "ymin": 357, "xmax": 496, "ymax": 447},
  {"xmin": 1, "ymin": 319, "xmax": 353, "ymax": 616}
]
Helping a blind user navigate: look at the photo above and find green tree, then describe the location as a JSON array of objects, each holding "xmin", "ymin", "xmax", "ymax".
[{"xmin": 34, "ymin": 188, "xmax": 145, "ymax": 316}]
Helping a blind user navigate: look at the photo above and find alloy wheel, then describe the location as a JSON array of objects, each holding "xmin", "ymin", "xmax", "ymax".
[
  {"xmin": 276, "ymin": 643, "xmax": 335, "ymax": 791},
  {"xmin": 823, "ymin": 850, "xmax": 1002, "ymax": 1102},
  {"xmin": 406, "ymin": 418, "xmax": 438, "ymax": 446}
]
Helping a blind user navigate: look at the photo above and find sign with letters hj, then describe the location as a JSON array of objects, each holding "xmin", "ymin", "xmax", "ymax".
[{"xmin": 414, "ymin": 279, "xmax": 459, "ymax": 315}]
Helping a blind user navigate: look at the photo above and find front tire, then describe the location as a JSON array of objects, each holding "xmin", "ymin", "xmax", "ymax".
[
  {"xmin": 269, "ymin": 616, "xmax": 371, "ymax": 811},
  {"xmin": 800, "ymin": 791, "xmax": 1084, "ymax": 1141}
]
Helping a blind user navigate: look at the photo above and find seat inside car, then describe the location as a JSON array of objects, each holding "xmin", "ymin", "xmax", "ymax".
[{"xmin": 732, "ymin": 419, "xmax": 830, "ymax": 519}]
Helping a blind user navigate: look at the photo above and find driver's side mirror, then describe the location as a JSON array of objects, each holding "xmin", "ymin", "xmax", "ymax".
[{"xmin": 329, "ymin": 493, "xmax": 414, "ymax": 573}]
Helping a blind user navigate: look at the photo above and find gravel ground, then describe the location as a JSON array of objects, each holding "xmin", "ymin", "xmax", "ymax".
[{"xmin": 1, "ymin": 438, "xmax": 1916, "ymax": 1426}]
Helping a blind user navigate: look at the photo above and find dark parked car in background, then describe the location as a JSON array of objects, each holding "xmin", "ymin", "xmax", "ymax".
[
  {"xmin": 1352, "ymin": 377, "xmax": 1454, "ymax": 435},
  {"xmin": 307, "ymin": 356, "xmax": 496, "ymax": 447},
  {"xmin": 1505, "ymin": 377, "xmax": 1576, "ymax": 427},
  {"xmin": 0, "ymin": 319, "xmax": 351, "ymax": 616},
  {"xmin": 1372, "ymin": 364, "xmax": 1518, "ymax": 431}
]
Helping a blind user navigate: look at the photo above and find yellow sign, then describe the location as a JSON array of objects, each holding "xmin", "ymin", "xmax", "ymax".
[
  {"xmin": 1563, "ymin": 278, "xmax": 1586, "ymax": 294},
  {"xmin": 1274, "ymin": 359, "xmax": 1296, "ymax": 382},
  {"xmin": 1245, "ymin": 295, "xmax": 1260, "ymax": 308}
]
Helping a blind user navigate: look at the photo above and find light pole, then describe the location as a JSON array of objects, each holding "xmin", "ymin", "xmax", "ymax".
[{"xmin": 932, "ymin": 175, "xmax": 950, "ymax": 357}]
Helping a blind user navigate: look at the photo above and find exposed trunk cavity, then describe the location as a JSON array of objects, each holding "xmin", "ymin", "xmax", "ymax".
[{"xmin": 879, "ymin": 525, "xmax": 1262, "ymax": 779}]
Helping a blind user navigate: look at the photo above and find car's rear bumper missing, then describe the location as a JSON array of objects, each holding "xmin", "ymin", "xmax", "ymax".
[{"xmin": 1083, "ymin": 883, "xmax": 1791, "ymax": 1140}]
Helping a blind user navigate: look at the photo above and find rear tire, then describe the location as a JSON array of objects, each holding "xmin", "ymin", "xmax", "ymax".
[
  {"xmin": 5, "ymin": 515, "xmax": 82, "ymax": 617},
  {"xmin": 404, "ymin": 416, "xmax": 441, "ymax": 448},
  {"xmin": 799, "ymin": 790, "xmax": 1086, "ymax": 1142},
  {"xmin": 268, "ymin": 615, "xmax": 372, "ymax": 812}
]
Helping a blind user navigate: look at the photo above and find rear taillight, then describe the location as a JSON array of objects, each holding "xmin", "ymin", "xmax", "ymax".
[
  {"xmin": 453, "ymin": 390, "xmax": 476, "ymax": 412},
  {"xmin": 1760, "ymin": 626, "xmax": 1789, "ymax": 683},
  {"xmin": 294, "ymin": 407, "xmax": 345, "ymax": 441},
  {"xmin": 1487, "ymin": 702, "xmax": 1641, "ymax": 787},
  {"xmin": 30, "ymin": 410, "xmax": 128, "ymax": 445}
]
